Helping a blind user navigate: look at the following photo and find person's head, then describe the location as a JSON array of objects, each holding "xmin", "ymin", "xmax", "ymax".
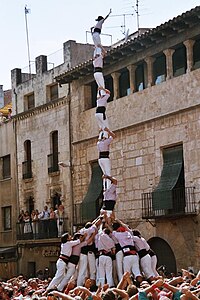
[
  {"xmin": 73, "ymin": 233, "xmax": 82, "ymax": 240},
  {"xmin": 61, "ymin": 232, "xmax": 71, "ymax": 243},
  {"xmin": 104, "ymin": 228, "xmax": 111, "ymax": 235},
  {"xmin": 95, "ymin": 16, "xmax": 104, "ymax": 21},
  {"xmin": 44, "ymin": 205, "xmax": 48, "ymax": 211},
  {"xmin": 85, "ymin": 222, "xmax": 92, "ymax": 229},
  {"xmin": 132, "ymin": 229, "xmax": 141, "ymax": 237},
  {"xmin": 102, "ymin": 290, "xmax": 116, "ymax": 300},
  {"xmin": 127, "ymin": 284, "xmax": 138, "ymax": 297},
  {"xmin": 112, "ymin": 221, "xmax": 121, "ymax": 231}
]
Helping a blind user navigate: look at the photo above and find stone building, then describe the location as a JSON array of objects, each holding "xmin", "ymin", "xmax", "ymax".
[{"xmin": 0, "ymin": 6, "xmax": 200, "ymax": 278}]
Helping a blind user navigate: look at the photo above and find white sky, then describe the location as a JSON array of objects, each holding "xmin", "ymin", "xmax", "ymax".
[{"xmin": 1, "ymin": 0, "xmax": 200, "ymax": 90}]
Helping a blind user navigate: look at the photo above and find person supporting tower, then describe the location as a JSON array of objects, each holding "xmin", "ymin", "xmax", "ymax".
[
  {"xmin": 93, "ymin": 47, "xmax": 106, "ymax": 96},
  {"xmin": 95, "ymin": 87, "xmax": 111, "ymax": 131},
  {"xmin": 91, "ymin": 9, "xmax": 112, "ymax": 56},
  {"xmin": 97, "ymin": 127, "xmax": 115, "ymax": 190},
  {"xmin": 102, "ymin": 175, "xmax": 118, "ymax": 224}
]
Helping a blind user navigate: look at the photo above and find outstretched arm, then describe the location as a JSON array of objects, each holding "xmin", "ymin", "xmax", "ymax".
[{"xmin": 104, "ymin": 8, "xmax": 112, "ymax": 21}]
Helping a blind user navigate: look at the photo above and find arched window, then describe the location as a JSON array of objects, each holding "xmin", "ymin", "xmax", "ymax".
[
  {"xmin": 48, "ymin": 131, "xmax": 59, "ymax": 173},
  {"xmin": 153, "ymin": 54, "xmax": 166, "ymax": 85},
  {"xmin": 135, "ymin": 63, "xmax": 145, "ymax": 91},
  {"xmin": 173, "ymin": 44, "xmax": 187, "ymax": 77},
  {"xmin": 119, "ymin": 68, "xmax": 130, "ymax": 97},
  {"xmin": 23, "ymin": 140, "xmax": 32, "ymax": 179}
]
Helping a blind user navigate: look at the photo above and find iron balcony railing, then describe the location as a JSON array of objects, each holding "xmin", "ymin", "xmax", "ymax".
[
  {"xmin": 142, "ymin": 187, "xmax": 197, "ymax": 219},
  {"xmin": 47, "ymin": 153, "xmax": 59, "ymax": 173},
  {"xmin": 22, "ymin": 160, "xmax": 32, "ymax": 179},
  {"xmin": 16, "ymin": 218, "xmax": 68, "ymax": 240}
]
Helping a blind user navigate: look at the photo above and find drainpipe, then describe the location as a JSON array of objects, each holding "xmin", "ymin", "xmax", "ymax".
[{"xmin": 67, "ymin": 83, "xmax": 74, "ymax": 233}]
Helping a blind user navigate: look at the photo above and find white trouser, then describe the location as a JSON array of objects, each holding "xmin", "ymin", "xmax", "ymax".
[
  {"xmin": 95, "ymin": 113, "xmax": 109, "ymax": 131},
  {"xmin": 88, "ymin": 251, "xmax": 96, "ymax": 280},
  {"xmin": 47, "ymin": 259, "xmax": 66, "ymax": 290},
  {"xmin": 94, "ymin": 72, "xmax": 106, "ymax": 97},
  {"xmin": 123, "ymin": 254, "xmax": 142, "ymax": 279},
  {"xmin": 98, "ymin": 158, "xmax": 111, "ymax": 190},
  {"xmin": 92, "ymin": 32, "xmax": 101, "ymax": 47},
  {"xmin": 95, "ymin": 258, "xmax": 100, "ymax": 286},
  {"xmin": 98, "ymin": 255, "xmax": 114, "ymax": 287},
  {"xmin": 116, "ymin": 250, "xmax": 124, "ymax": 281},
  {"xmin": 151, "ymin": 255, "xmax": 159, "ymax": 277},
  {"xmin": 77, "ymin": 253, "xmax": 88, "ymax": 286},
  {"xmin": 140, "ymin": 254, "xmax": 155, "ymax": 279},
  {"xmin": 57, "ymin": 262, "xmax": 76, "ymax": 291}
]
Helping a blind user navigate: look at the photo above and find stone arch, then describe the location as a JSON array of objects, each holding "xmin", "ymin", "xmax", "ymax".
[{"xmin": 148, "ymin": 237, "xmax": 177, "ymax": 275}]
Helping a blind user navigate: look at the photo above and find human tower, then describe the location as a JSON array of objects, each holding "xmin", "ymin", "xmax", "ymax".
[{"xmin": 91, "ymin": 9, "xmax": 118, "ymax": 224}]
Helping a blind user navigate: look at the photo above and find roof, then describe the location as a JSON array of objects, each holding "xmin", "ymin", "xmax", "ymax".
[{"xmin": 55, "ymin": 5, "xmax": 200, "ymax": 85}]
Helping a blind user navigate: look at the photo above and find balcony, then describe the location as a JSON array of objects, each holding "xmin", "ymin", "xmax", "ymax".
[
  {"xmin": 16, "ymin": 218, "xmax": 68, "ymax": 240},
  {"xmin": 22, "ymin": 160, "xmax": 32, "ymax": 179},
  {"xmin": 47, "ymin": 153, "xmax": 59, "ymax": 174},
  {"xmin": 142, "ymin": 187, "xmax": 197, "ymax": 219}
]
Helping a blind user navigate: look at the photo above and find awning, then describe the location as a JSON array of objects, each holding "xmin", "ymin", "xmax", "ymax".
[
  {"xmin": 0, "ymin": 247, "xmax": 16, "ymax": 254},
  {"xmin": 82, "ymin": 163, "xmax": 103, "ymax": 221},
  {"xmin": 152, "ymin": 146, "xmax": 183, "ymax": 210}
]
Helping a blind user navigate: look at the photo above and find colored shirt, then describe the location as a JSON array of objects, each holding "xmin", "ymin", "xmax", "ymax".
[
  {"xmin": 104, "ymin": 183, "xmax": 117, "ymax": 201},
  {"xmin": 97, "ymin": 136, "xmax": 113, "ymax": 152},
  {"xmin": 60, "ymin": 239, "xmax": 80, "ymax": 257},
  {"xmin": 96, "ymin": 93, "xmax": 110, "ymax": 107}
]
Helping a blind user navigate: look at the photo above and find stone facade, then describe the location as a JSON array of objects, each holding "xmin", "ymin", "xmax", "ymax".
[{"xmin": 0, "ymin": 7, "xmax": 199, "ymax": 278}]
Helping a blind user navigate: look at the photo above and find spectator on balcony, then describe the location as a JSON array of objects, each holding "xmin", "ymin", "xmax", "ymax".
[
  {"xmin": 55, "ymin": 204, "xmax": 65, "ymax": 237},
  {"xmin": 39, "ymin": 205, "xmax": 50, "ymax": 238},
  {"xmin": 17, "ymin": 210, "xmax": 25, "ymax": 236},
  {"xmin": 49, "ymin": 206, "xmax": 58, "ymax": 237},
  {"xmin": 31, "ymin": 209, "xmax": 39, "ymax": 239},
  {"xmin": 23, "ymin": 211, "xmax": 32, "ymax": 236},
  {"xmin": 7, "ymin": 108, "xmax": 12, "ymax": 120}
]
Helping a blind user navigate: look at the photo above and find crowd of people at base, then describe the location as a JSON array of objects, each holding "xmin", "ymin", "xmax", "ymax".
[
  {"xmin": 0, "ymin": 259, "xmax": 199, "ymax": 299},
  {"xmin": 17, "ymin": 204, "xmax": 65, "ymax": 238}
]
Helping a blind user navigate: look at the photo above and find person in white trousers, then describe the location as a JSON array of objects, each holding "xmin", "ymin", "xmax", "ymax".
[
  {"xmin": 93, "ymin": 47, "xmax": 106, "ymax": 96},
  {"xmin": 95, "ymin": 87, "xmax": 111, "ymax": 131},
  {"xmin": 97, "ymin": 127, "xmax": 115, "ymax": 190},
  {"xmin": 91, "ymin": 9, "xmax": 112, "ymax": 56},
  {"xmin": 46, "ymin": 233, "xmax": 80, "ymax": 293}
]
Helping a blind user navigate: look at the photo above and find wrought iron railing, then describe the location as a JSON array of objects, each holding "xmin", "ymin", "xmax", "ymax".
[
  {"xmin": 142, "ymin": 187, "xmax": 197, "ymax": 219},
  {"xmin": 16, "ymin": 218, "xmax": 68, "ymax": 240}
]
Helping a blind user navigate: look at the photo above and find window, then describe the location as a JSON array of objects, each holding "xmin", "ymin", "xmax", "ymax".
[
  {"xmin": 173, "ymin": 45, "xmax": 187, "ymax": 77},
  {"xmin": 153, "ymin": 54, "xmax": 166, "ymax": 85},
  {"xmin": 22, "ymin": 140, "xmax": 32, "ymax": 179},
  {"xmin": 2, "ymin": 155, "xmax": 11, "ymax": 179},
  {"xmin": 2, "ymin": 206, "xmax": 11, "ymax": 230},
  {"xmin": 81, "ymin": 162, "xmax": 103, "ymax": 223},
  {"xmin": 193, "ymin": 39, "xmax": 200, "ymax": 70},
  {"xmin": 48, "ymin": 130, "xmax": 59, "ymax": 173},
  {"xmin": 152, "ymin": 145, "xmax": 186, "ymax": 214},
  {"xmin": 119, "ymin": 68, "xmax": 130, "ymax": 97},
  {"xmin": 47, "ymin": 84, "xmax": 59, "ymax": 102},
  {"xmin": 24, "ymin": 93, "xmax": 35, "ymax": 111},
  {"xmin": 135, "ymin": 63, "xmax": 145, "ymax": 91}
]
